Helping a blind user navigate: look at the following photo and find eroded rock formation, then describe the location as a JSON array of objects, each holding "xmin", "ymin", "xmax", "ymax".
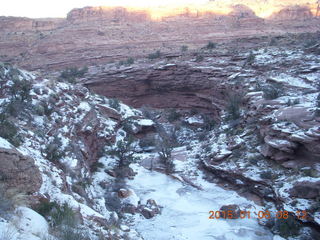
[{"xmin": 0, "ymin": 147, "xmax": 42, "ymax": 195}]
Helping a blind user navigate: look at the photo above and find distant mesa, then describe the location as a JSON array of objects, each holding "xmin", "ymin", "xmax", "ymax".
[
  {"xmin": 229, "ymin": 4, "xmax": 258, "ymax": 19},
  {"xmin": 270, "ymin": 5, "xmax": 313, "ymax": 20},
  {"xmin": 66, "ymin": 6, "xmax": 151, "ymax": 23}
]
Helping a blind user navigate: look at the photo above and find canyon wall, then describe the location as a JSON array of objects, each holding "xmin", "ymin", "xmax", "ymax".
[{"xmin": 0, "ymin": 5, "xmax": 319, "ymax": 70}]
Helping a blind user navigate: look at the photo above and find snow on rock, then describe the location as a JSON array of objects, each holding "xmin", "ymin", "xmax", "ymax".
[
  {"xmin": 136, "ymin": 119, "xmax": 154, "ymax": 126},
  {"xmin": 268, "ymin": 73, "xmax": 315, "ymax": 90},
  {"xmin": 78, "ymin": 101, "xmax": 91, "ymax": 112},
  {"xmin": 273, "ymin": 235, "xmax": 286, "ymax": 240},
  {"xmin": 12, "ymin": 207, "xmax": 49, "ymax": 238},
  {"xmin": 184, "ymin": 116, "xmax": 204, "ymax": 125},
  {"xmin": 0, "ymin": 137, "xmax": 12, "ymax": 149},
  {"xmin": 122, "ymin": 188, "xmax": 140, "ymax": 207}
]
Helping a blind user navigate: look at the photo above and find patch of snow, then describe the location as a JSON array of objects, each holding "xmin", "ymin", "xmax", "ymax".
[
  {"xmin": 269, "ymin": 74, "xmax": 315, "ymax": 89},
  {"xmin": 13, "ymin": 207, "xmax": 49, "ymax": 238},
  {"xmin": 185, "ymin": 116, "xmax": 204, "ymax": 125},
  {"xmin": 136, "ymin": 119, "xmax": 154, "ymax": 126},
  {"xmin": 0, "ymin": 137, "xmax": 12, "ymax": 149},
  {"xmin": 78, "ymin": 101, "xmax": 91, "ymax": 112},
  {"xmin": 127, "ymin": 164, "xmax": 273, "ymax": 240}
]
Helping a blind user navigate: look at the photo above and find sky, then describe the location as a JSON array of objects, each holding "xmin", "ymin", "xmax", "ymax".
[{"xmin": 0, "ymin": 0, "xmax": 316, "ymax": 19}]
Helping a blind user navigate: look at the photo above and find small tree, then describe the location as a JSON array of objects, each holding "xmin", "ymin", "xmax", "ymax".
[
  {"xmin": 262, "ymin": 83, "xmax": 283, "ymax": 100},
  {"xmin": 59, "ymin": 67, "xmax": 88, "ymax": 83},
  {"xmin": 202, "ymin": 114, "xmax": 216, "ymax": 131},
  {"xmin": 9, "ymin": 78, "xmax": 32, "ymax": 102},
  {"xmin": 157, "ymin": 138, "xmax": 174, "ymax": 174},
  {"xmin": 167, "ymin": 109, "xmax": 181, "ymax": 122},
  {"xmin": 0, "ymin": 112, "xmax": 22, "ymax": 147},
  {"xmin": 315, "ymin": 93, "xmax": 320, "ymax": 116},
  {"xmin": 181, "ymin": 45, "xmax": 188, "ymax": 52},
  {"xmin": 107, "ymin": 135, "xmax": 137, "ymax": 168},
  {"xmin": 44, "ymin": 136, "xmax": 65, "ymax": 163},
  {"xmin": 226, "ymin": 93, "xmax": 243, "ymax": 121},
  {"xmin": 126, "ymin": 57, "xmax": 134, "ymax": 65},
  {"xmin": 195, "ymin": 55, "xmax": 204, "ymax": 62},
  {"xmin": 148, "ymin": 50, "xmax": 161, "ymax": 60},
  {"xmin": 109, "ymin": 98, "xmax": 121, "ymax": 111},
  {"xmin": 243, "ymin": 52, "xmax": 255, "ymax": 67},
  {"xmin": 206, "ymin": 41, "xmax": 216, "ymax": 49}
]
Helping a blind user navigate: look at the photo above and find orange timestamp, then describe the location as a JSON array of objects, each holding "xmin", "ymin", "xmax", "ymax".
[{"xmin": 209, "ymin": 210, "xmax": 308, "ymax": 220}]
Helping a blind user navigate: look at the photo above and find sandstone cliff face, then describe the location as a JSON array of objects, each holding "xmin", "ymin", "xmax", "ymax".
[
  {"xmin": 84, "ymin": 63, "xmax": 228, "ymax": 116},
  {"xmin": 0, "ymin": 16, "xmax": 63, "ymax": 32},
  {"xmin": 270, "ymin": 5, "xmax": 313, "ymax": 21},
  {"xmin": 0, "ymin": 6, "xmax": 319, "ymax": 70},
  {"xmin": 67, "ymin": 6, "xmax": 151, "ymax": 23}
]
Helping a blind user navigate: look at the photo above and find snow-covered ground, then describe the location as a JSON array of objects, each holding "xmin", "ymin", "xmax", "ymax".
[{"xmin": 126, "ymin": 164, "xmax": 273, "ymax": 240}]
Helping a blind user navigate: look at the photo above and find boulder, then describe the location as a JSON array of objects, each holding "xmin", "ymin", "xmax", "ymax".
[
  {"xmin": 290, "ymin": 181, "xmax": 320, "ymax": 199},
  {"xmin": 140, "ymin": 207, "xmax": 155, "ymax": 219},
  {"xmin": 137, "ymin": 199, "xmax": 161, "ymax": 219},
  {"xmin": 0, "ymin": 147, "xmax": 42, "ymax": 197},
  {"xmin": 118, "ymin": 188, "xmax": 132, "ymax": 198},
  {"xmin": 219, "ymin": 204, "xmax": 241, "ymax": 219}
]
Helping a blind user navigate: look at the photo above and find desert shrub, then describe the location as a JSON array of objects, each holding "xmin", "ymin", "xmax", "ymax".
[
  {"xmin": 43, "ymin": 102, "xmax": 54, "ymax": 117},
  {"xmin": 202, "ymin": 114, "xmax": 216, "ymax": 131},
  {"xmin": 195, "ymin": 55, "xmax": 204, "ymax": 62},
  {"xmin": 139, "ymin": 136, "xmax": 156, "ymax": 149},
  {"xmin": 167, "ymin": 109, "xmax": 181, "ymax": 122},
  {"xmin": 304, "ymin": 39, "xmax": 318, "ymax": 48},
  {"xmin": 44, "ymin": 136, "xmax": 65, "ymax": 163},
  {"xmin": 7, "ymin": 68, "xmax": 21, "ymax": 80},
  {"xmin": 148, "ymin": 50, "xmax": 161, "ymax": 60},
  {"xmin": 126, "ymin": 57, "xmax": 134, "ymax": 65},
  {"xmin": 273, "ymin": 217, "xmax": 301, "ymax": 238},
  {"xmin": 316, "ymin": 93, "xmax": 320, "ymax": 108},
  {"xmin": 59, "ymin": 67, "xmax": 88, "ymax": 83},
  {"xmin": 181, "ymin": 45, "xmax": 188, "ymax": 52},
  {"xmin": 118, "ymin": 57, "xmax": 134, "ymax": 66},
  {"xmin": 260, "ymin": 170, "xmax": 273, "ymax": 179},
  {"xmin": 198, "ymin": 132, "xmax": 207, "ymax": 141},
  {"xmin": 51, "ymin": 203, "xmax": 77, "ymax": 227},
  {"xmin": 0, "ymin": 113, "xmax": 22, "ymax": 147},
  {"xmin": 262, "ymin": 83, "xmax": 283, "ymax": 100},
  {"xmin": 122, "ymin": 118, "xmax": 139, "ymax": 134},
  {"xmin": 34, "ymin": 201, "xmax": 58, "ymax": 217},
  {"xmin": 190, "ymin": 108, "xmax": 198, "ymax": 115},
  {"xmin": 108, "ymin": 98, "xmax": 121, "ymax": 111},
  {"xmin": 0, "ymin": 187, "xmax": 13, "ymax": 218},
  {"xmin": 249, "ymin": 158, "xmax": 258, "ymax": 165},
  {"xmin": 286, "ymin": 99, "xmax": 300, "ymax": 106},
  {"xmin": 157, "ymin": 138, "xmax": 174, "ymax": 174},
  {"xmin": 302, "ymin": 168, "xmax": 318, "ymax": 178},
  {"xmin": 90, "ymin": 162, "xmax": 105, "ymax": 173},
  {"xmin": 34, "ymin": 103, "xmax": 45, "ymax": 116},
  {"xmin": 59, "ymin": 227, "xmax": 88, "ymax": 240},
  {"xmin": 3, "ymin": 99, "xmax": 28, "ymax": 118},
  {"xmin": 269, "ymin": 37, "xmax": 277, "ymax": 46},
  {"xmin": 206, "ymin": 41, "xmax": 216, "ymax": 49},
  {"xmin": 8, "ymin": 78, "xmax": 32, "ymax": 103},
  {"xmin": 244, "ymin": 52, "xmax": 255, "ymax": 66},
  {"xmin": 226, "ymin": 94, "xmax": 243, "ymax": 121},
  {"xmin": 35, "ymin": 201, "xmax": 77, "ymax": 227}
]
